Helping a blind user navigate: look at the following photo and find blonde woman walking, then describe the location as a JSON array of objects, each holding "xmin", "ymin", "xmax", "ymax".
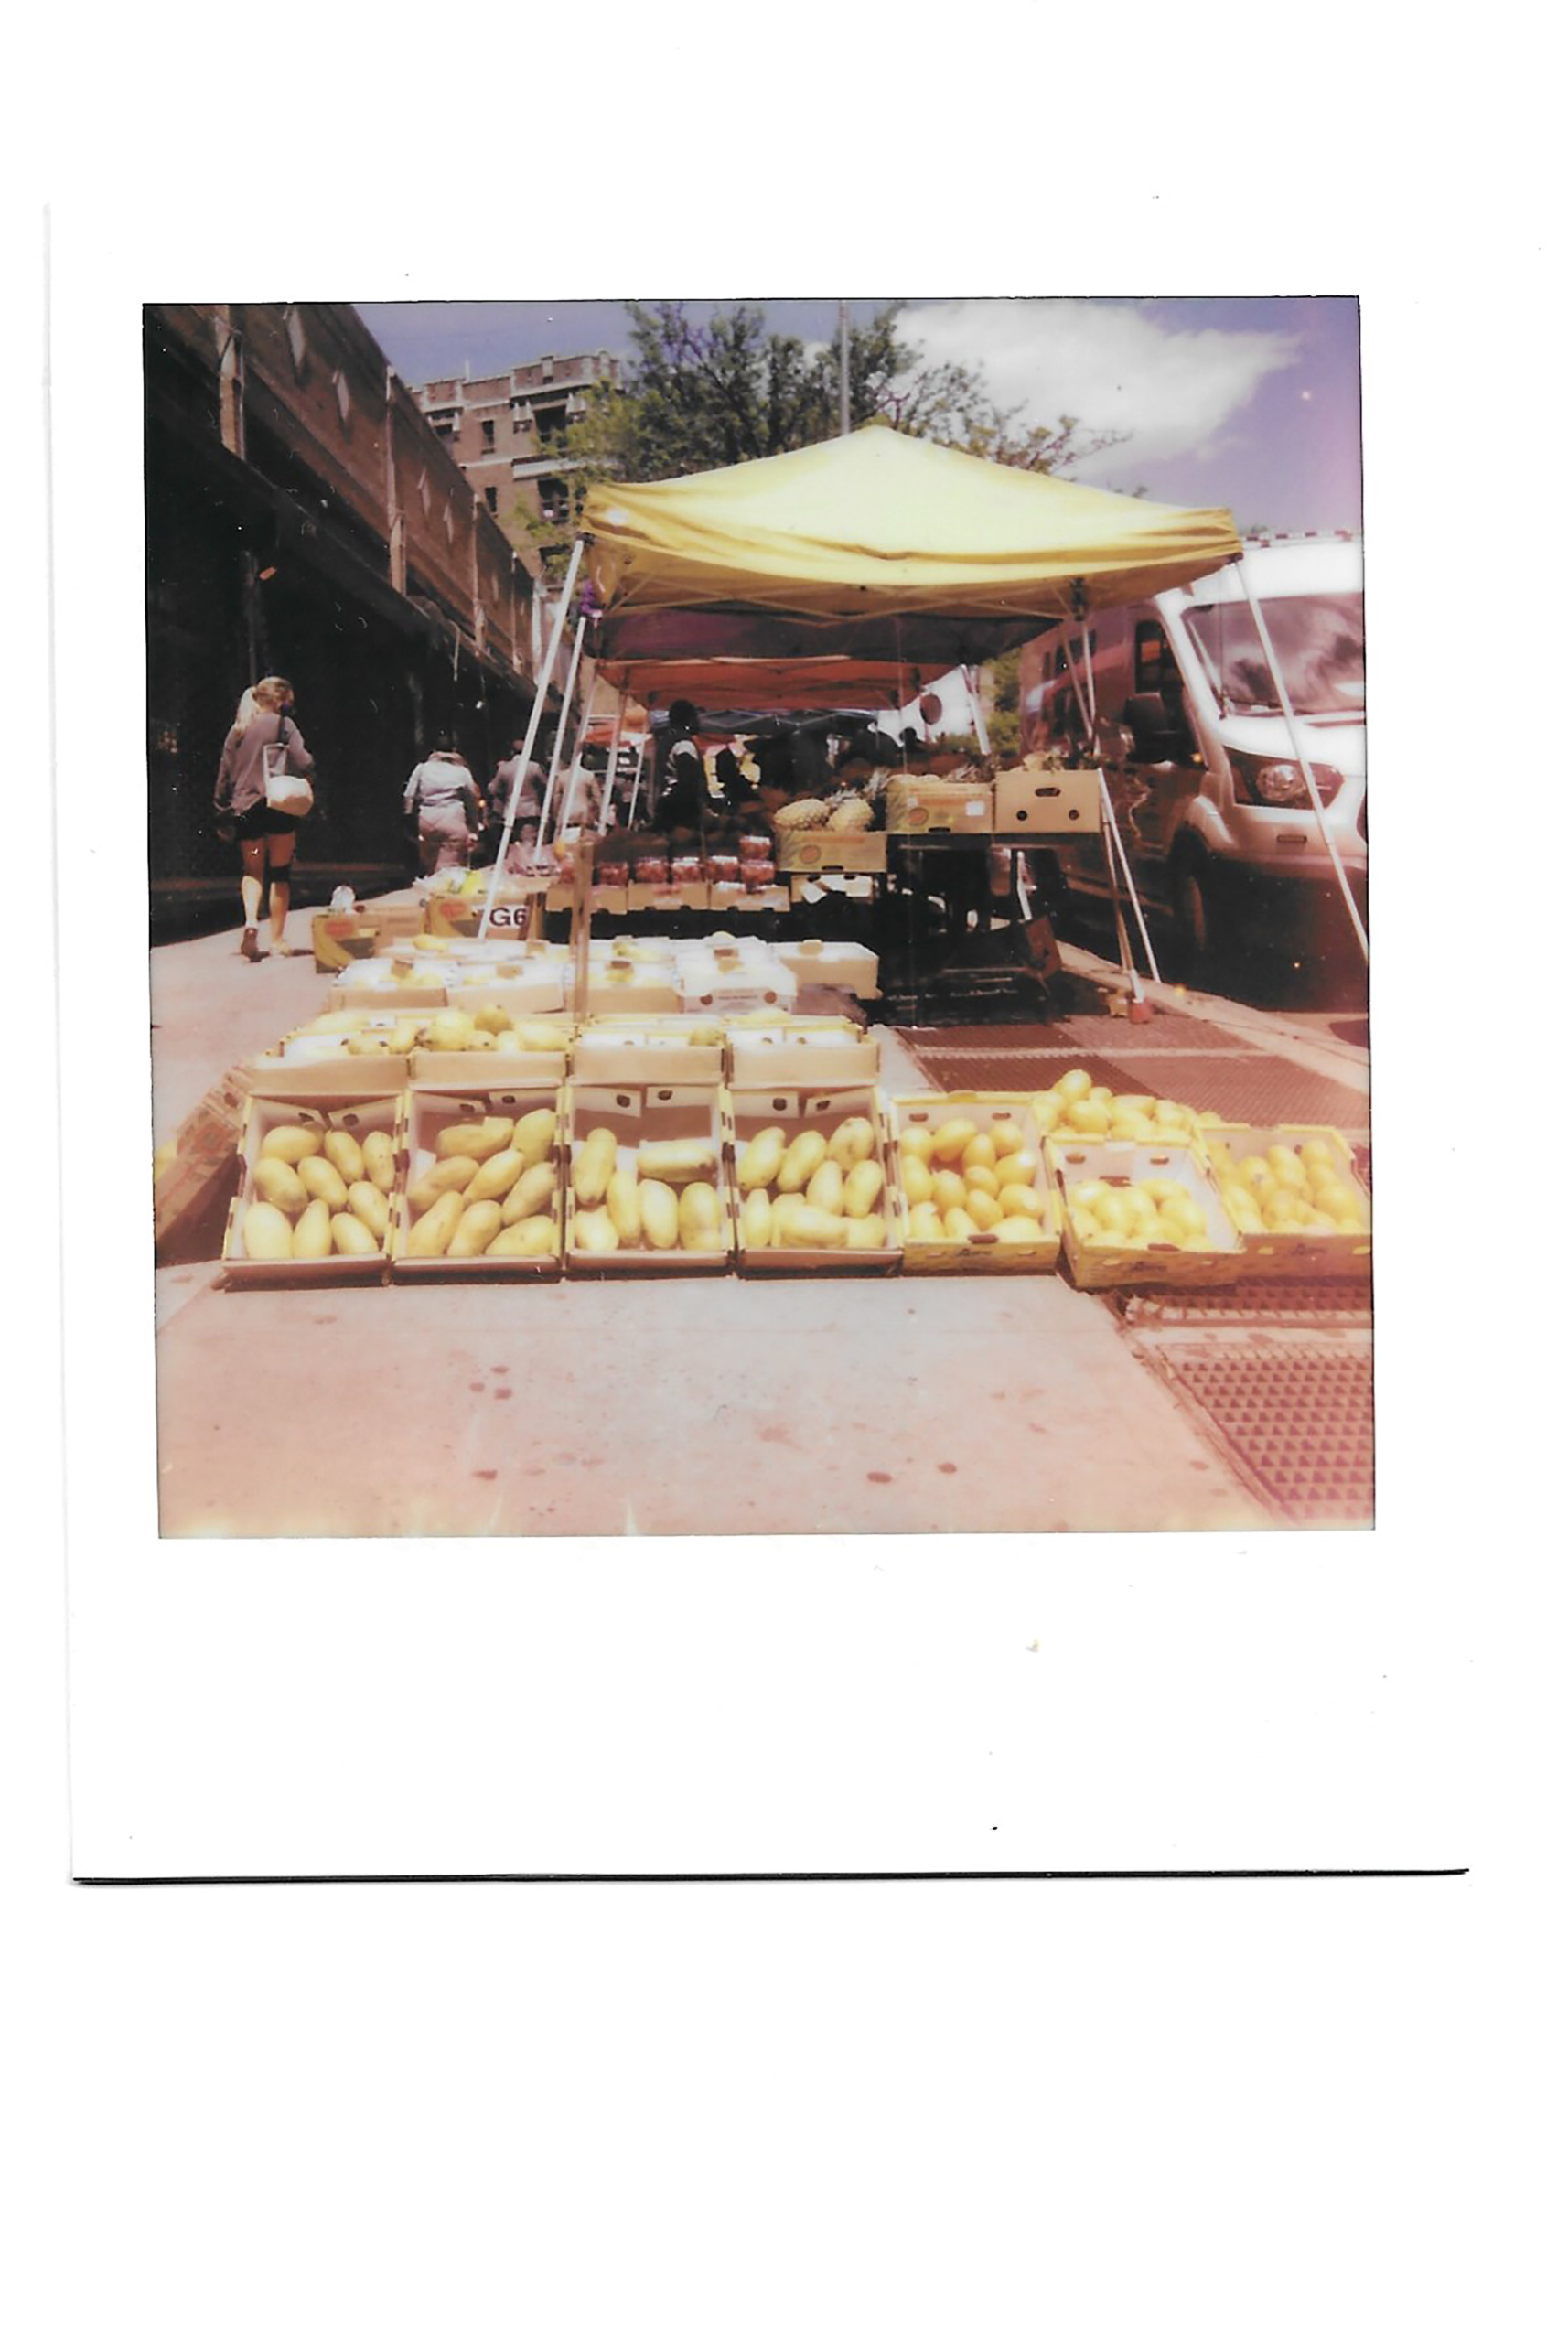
[{"xmin": 213, "ymin": 676, "xmax": 315, "ymax": 959}]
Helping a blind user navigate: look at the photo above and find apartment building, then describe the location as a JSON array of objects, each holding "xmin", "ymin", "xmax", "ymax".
[{"xmin": 414, "ymin": 350, "xmax": 621, "ymax": 549}]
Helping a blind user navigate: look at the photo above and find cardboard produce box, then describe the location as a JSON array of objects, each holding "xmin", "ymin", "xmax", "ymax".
[
  {"xmin": 392, "ymin": 1083, "xmax": 564, "ymax": 1278},
  {"xmin": 727, "ymin": 1020, "xmax": 879, "ymax": 1090},
  {"xmin": 564, "ymin": 1080, "xmax": 733, "ymax": 1273},
  {"xmin": 724, "ymin": 1082, "xmax": 900, "ymax": 1273},
  {"xmin": 1048, "ymin": 1136, "xmax": 1242, "ymax": 1291},
  {"xmin": 708, "ymin": 881, "xmax": 789, "ymax": 914},
  {"xmin": 424, "ymin": 888, "xmax": 546, "ymax": 940},
  {"xmin": 676, "ymin": 947, "xmax": 797, "ymax": 1015},
  {"xmin": 573, "ymin": 1017, "xmax": 726, "ymax": 1087},
  {"xmin": 250, "ymin": 1015, "xmax": 420, "ymax": 1099},
  {"xmin": 888, "ymin": 1093, "xmax": 1060, "ymax": 1273},
  {"xmin": 992, "ymin": 765, "xmax": 1102, "ymax": 835},
  {"xmin": 1200, "ymin": 1123, "xmax": 1372, "ymax": 1279},
  {"xmin": 311, "ymin": 903, "xmax": 425, "ymax": 970},
  {"xmin": 775, "ymin": 831, "xmax": 888, "ymax": 874},
  {"xmin": 772, "ymin": 937, "xmax": 881, "ymax": 997},
  {"xmin": 329, "ymin": 958, "xmax": 449, "ymax": 1012},
  {"xmin": 884, "ymin": 777, "xmax": 994, "ymax": 834},
  {"xmin": 223, "ymin": 1090, "xmax": 403, "ymax": 1286}
]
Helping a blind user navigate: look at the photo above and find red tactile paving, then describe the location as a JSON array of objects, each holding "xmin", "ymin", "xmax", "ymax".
[{"xmin": 1134, "ymin": 1338, "xmax": 1374, "ymax": 1527}]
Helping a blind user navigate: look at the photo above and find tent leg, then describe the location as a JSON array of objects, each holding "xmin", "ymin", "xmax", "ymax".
[
  {"xmin": 1235, "ymin": 553, "xmax": 1369, "ymax": 964},
  {"xmin": 536, "ymin": 613, "xmax": 589, "ymax": 843},
  {"xmin": 598, "ymin": 690, "xmax": 629, "ymax": 833},
  {"xmin": 480, "ymin": 534, "xmax": 584, "ymax": 941},
  {"xmin": 966, "ymin": 665, "xmax": 991, "ymax": 757},
  {"xmin": 625, "ymin": 734, "xmax": 649, "ymax": 829}
]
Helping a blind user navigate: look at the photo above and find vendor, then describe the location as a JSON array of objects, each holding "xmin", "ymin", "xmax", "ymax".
[{"xmin": 651, "ymin": 699, "xmax": 710, "ymax": 845}]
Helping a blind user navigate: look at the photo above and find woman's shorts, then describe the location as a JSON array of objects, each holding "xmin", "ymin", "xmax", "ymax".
[{"xmin": 235, "ymin": 802, "xmax": 302, "ymax": 841}]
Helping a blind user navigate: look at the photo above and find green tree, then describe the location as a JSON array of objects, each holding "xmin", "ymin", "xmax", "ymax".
[{"xmin": 526, "ymin": 300, "xmax": 1127, "ymax": 578}]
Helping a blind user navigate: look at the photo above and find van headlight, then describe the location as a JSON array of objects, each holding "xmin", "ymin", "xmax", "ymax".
[{"xmin": 1232, "ymin": 752, "xmax": 1344, "ymax": 809}]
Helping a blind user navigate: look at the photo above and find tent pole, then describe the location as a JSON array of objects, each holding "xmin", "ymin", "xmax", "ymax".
[
  {"xmin": 598, "ymin": 690, "xmax": 629, "ymax": 833},
  {"xmin": 535, "ymin": 613, "xmax": 589, "ymax": 843},
  {"xmin": 1235, "ymin": 553, "xmax": 1370, "ymax": 964},
  {"xmin": 966, "ymin": 664, "xmax": 991, "ymax": 757},
  {"xmin": 1069, "ymin": 618, "xmax": 1159, "ymax": 999},
  {"xmin": 480, "ymin": 533, "xmax": 584, "ymax": 940},
  {"xmin": 626, "ymin": 734, "xmax": 650, "ymax": 828},
  {"xmin": 554, "ymin": 688, "xmax": 594, "ymax": 834}
]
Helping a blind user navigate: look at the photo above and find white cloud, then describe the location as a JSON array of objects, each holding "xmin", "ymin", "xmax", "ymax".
[{"xmin": 902, "ymin": 299, "xmax": 1300, "ymax": 481}]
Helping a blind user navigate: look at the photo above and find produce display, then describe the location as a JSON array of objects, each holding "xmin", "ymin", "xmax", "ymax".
[
  {"xmin": 568, "ymin": 1121, "xmax": 726, "ymax": 1259},
  {"xmin": 231, "ymin": 1109, "xmax": 399, "ymax": 1273},
  {"xmin": 734, "ymin": 1112, "xmax": 890, "ymax": 1254},
  {"xmin": 1204, "ymin": 1129, "xmax": 1371, "ymax": 1247},
  {"xmin": 398, "ymin": 1103, "xmax": 561, "ymax": 1265},
  {"xmin": 1061, "ymin": 1170, "xmax": 1217, "ymax": 1252},
  {"xmin": 772, "ymin": 797, "xmax": 832, "ymax": 831},
  {"xmin": 896, "ymin": 1109, "xmax": 1054, "ymax": 1254}
]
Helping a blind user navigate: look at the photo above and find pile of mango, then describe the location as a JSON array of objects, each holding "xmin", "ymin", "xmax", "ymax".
[
  {"xmin": 1064, "ymin": 1174, "xmax": 1216, "ymax": 1253},
  {"xmin": 736, "ymin": 1114, "xmax": 889, "ymax": 1252},
  {"xmin": 897, "ymin": 1112, "xmax": 1051, "ymax": 1246},
  {"xmin": 241, "ymin": 1121, "xmax": 397, "ymax": 1262},
  {"xmin": 1032, "ymin": 1067, "xmax": 1222, "ymax": 1144},
  {"xmin": 403, "ymin": 1106, "xmax": 560, "ymax": 1260},
  {"xmin": 1206, "ymin": 1134, "xmax": 1369, "ymax": 1239},
  {"xmin": 571, "ymin": 1129, "xmax": 725, "ymax": 1257}
]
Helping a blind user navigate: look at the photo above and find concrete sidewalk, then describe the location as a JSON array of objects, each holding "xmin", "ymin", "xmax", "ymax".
[{"xmin": 148, "ymin": 892, "xmax": 1370, "ymax": 1538}]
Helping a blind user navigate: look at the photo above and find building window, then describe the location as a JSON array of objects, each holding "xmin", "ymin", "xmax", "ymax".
[
  {"xmin": 481, "ymin": 418, "xmax": 496, "ymax": 449},
  {"xmin": 539, "ymin": 479, "xmax": 569, "ymax": 527},
  {"xmin": 484, "ymin": 486, "xmax": 498, "ymax": 514},
  {"xmin": 332, "ymin": 367, "xmax": 353, "ymax": 432},
  {"xmin": 284, "ymin": 306, "xmax": 307, "ymax": 377}
]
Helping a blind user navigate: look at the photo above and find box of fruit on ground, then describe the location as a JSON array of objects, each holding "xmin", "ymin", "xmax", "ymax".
[
  {"xmin": 1048, "ymin": 1137, "xmax": 1243, "ymax": 1291},
  {"xmin": 564, "ymin": 1081, "xmax": 734, "ymax": 1273},
  {"xmin": 1200, "ymin": 1124, "xmax": 1372, "ymax": 1279},
  {"xmin": 223, "ymin": 1091, "xmax": 403, "ymax": 1286},
  {"xmin": 725, "ymin": 1086, "xmax": 901, "ymax": 1273},
  {"xmin": 888, "ymin": 1094, "xmax": 1060, "ymax": 1273},
  {"xmin": 392, "ymin": 1086, "xmax": 564, "ymax": 1278}
]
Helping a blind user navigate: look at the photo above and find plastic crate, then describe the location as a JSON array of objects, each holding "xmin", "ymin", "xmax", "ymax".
[{"xmin": 888, "ymin": 1092, "xmax": 1061, "ymax": 1273}]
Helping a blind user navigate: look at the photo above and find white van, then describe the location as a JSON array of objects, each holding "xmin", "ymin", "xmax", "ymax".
[{"xmin": 1016, "ymin": 534, "xmax": 1366, "ymax": 967}]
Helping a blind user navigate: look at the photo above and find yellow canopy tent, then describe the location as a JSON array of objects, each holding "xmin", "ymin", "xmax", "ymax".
[
  {"xmin": 595, "ymin": 654, "xmax": 917, "ymax": 714},
  {"xmin": 585, "ymin": 422, "xmax": 1242, "ymax": 668}
]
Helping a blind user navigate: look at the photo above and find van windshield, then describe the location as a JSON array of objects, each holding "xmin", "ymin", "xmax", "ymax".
[{"xmin": 1184, "ymin": 593, "xmax": 1365, "ymax": 718}]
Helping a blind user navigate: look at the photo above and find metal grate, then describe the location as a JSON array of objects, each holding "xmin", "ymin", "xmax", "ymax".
[
  {"xmin": 1133, "ymin": 1335, "xmax": 1374, "ymax": 1526},
  {"xmin": 1113, "ymin": 1282, "xmax": 1373, "ymax": 1331},
  {"xmin": 897, "ymin": 1015, "xmax": 1261, "ymax": 1054},
  {"xmin": 1079, "ymin": 1054, "xmax": 1370, "ymax": 1133},
  {"xmin": 907, "ymin": 1046, "xmax": 1136, "ymax": 1096}
]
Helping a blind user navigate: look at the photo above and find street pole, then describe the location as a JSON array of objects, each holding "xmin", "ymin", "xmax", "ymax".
[{"xmin": 838, "ymin": 300, "xmax": 851, "ymax": 437}]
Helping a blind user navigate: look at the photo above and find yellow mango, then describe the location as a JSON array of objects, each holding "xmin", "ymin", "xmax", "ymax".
[
  {"xmin": 930, "ymin": 1117, "xmax": 978, "ymax": 1163},
  {"xmin": 842, "ymin": 1159, "xmax": 886, "ymax": 1219},
  {"xmin": 639, "ymin": 1179, "xmax": 680, "ymax": 1251},
  {"xmin": 297, "ymin": 1155, "xmax": 349, "ymax": 1210},
  {"xmin": 407, "ymin": 1155, "xmax": 479, "ymax": 1214},
  {"xmin": 777, "ymin": 1130, "xmax": 828, "ymax": 1193},
  {"xmin": 322, "ymin": 1128, "xmax": 365, "ymax": 1186},
  {"xmin": 486, "ymin": 1216, "xmax": 556, "ymax": 1258},
  {"xmin": 1031, "ymin": 1092, "xmax": 1064, "ymax": 1134},
  {"xmin": 637, "ymin": 1138, "xmax": 717, "ymax": 1185},
  {"xmin": 844, "ymin": 1212, "xmax": 887, "ymax": 1251},
  {"xmin": 899, "ymin": 1153, "xmax": 934, "ymax": 1206},
  {"xmin": 291, "ymin": 1198, "xmax": 332, "ymax": 1260},
  {"xmin": 472, "ymin": 1003, "xmax": 511, "ymax": 1037},
  {"xmin": 241, "ymin": 1199, "xmax": 293, "ymax": 1261},
  {"xmin": 347, "ymin": 1180, "xmax": 390, "ymax": 1241},
  {"xmin": 407, "ymin": 1189, "xmax": 464, "ymax": 1258},
  {"xmin": 512, "ymin": 1107, "xmax": 557, "ymax": 1168},
  {"xmin": 252, "ymin": 1157, "xmax": 309, "ymax": 1218},
  {"xmin": 961, "ymin": 1133, "xmax": 997, "ymax": 1173},
  {"xmin": 995, "ymin": 1215, "xmax": 1043, "ymax": 1243},
  {"xmin": 449, "ymin": 1199, "xmax": 504, "ymax": 1258},
  {"xmin": 1065, "ymin": 1099, "xmax": 1112, "ymax": 1135},
  {"xmin": 607, "ymin": 1168, "xmax": 643, "ymax": 1247},
  {"xmin": 991, "ymin": 1121, "xmax": 1028, "ymax": 1160},
  {"xmin": 826, "ymin": 1115, "xmax": 875, "ymax": 1170},
  {"xmin": 344, "ymin": 1033, "xmax": 392, "ymax": 1057},
  {"xmin": 514, "ymin": 1020, "xmax": 567, "ymax": 1052},
  {"xmin": 501, "ymin": 1160, "xmax": 558, "ymax": 1227},
  {"xmin": 779, "ymin": 1204, "xmax": 849, "ymax": 1249},
  {"xmin": 260, "ymin": 1123, "xmax": 322, "ymax": 1166},
  {"xmin": 737, "ymin": 1126, "xmax": 788, "ymax": 1192},
  {"xmin": 435, "ymin": 1115, "xmax": 514, "ymax": 1163},
  {"xmin": 465, "ymin": 1149, "xmax": 525, "ymax": 1204},
  {"xmin": 907, "ymin": 1201, "xmax": 944, "ymax": 1241},
  {"xmin": 572, "ymin": 1126, "xmax": 619, "ymax": 1207},
  {"xmin": 963, "ymin": 1163, "xmax": 1001, "ymax": 1201},
  {"xmin": 739, "ymin": 1188, "xmax": 774, "ymax": 1251},
  {"xmin": 930, "ymin": 1168, "xmax": 969, "ymax": 1215},
  {"xmin": 575, "ymin": 1205, "xmax": 619, "ymax": 1255},
  {"xmin": 329, "ymin": 1210, "xmax": 379, "ymax": 1258},
  {"xmin": 966, "ymin": 1188, "xmax": 1004, "ymax": 1230},
  {"xmin": 677, "ymin": 1180, "xmax": 721, "ymax": 1234},
  {"xmin": 770, "ymin": 1193, "xmax": 810, "ymax": 1235},
  {"xmin": 426, "ymin": 1010, "xmax": 475, "ymax": 1052},
  {"xmin": 997, "ymin": 1182, "xmax": 1044, "ymax": 1220},
  {"xmin": 806, "ymin": 1159, "xmax": 844, "ymax": 1215},
  {"xmin": 900, "ymin": 1126, "xmax": 937, "ymax": 1165},
  {"xmin": 362, "ymin": 1129, "xmax": 397, "ymax": 1194},
  {"xmin": 1052, "ymin": 1069, "xmax": 1093, "ymax": 1102},
  {"xmin": 942, "ymin": 1207, "xmax": 980, "ymax": 1241}
]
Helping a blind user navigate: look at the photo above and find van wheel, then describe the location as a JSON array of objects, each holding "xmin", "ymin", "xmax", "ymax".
[{"xmin": 1171, "ymin": 856, "xmax": 1214, "ymax": 977}]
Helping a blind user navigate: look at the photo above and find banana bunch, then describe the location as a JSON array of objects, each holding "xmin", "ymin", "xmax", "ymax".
[
  {"xmin": 570, "ymin": 1127, "xmax": 724, "ymax": 1256},
  {"xmin": 897, "ymin": 1112, "xmax": 1049, "ymax": 1246},
  {"xmin": 735, "ymin": 1112, "xmax": 888, "ymax": 1252},
  {"xmin": 241, "ymin": 1120, "xmax": 397, "ymax": 1262},
  {"xmin": 403, "ymin": 1106, "xmax": 560, "ymax": 1260}
]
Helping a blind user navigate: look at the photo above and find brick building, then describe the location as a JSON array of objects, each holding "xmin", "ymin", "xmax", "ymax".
[
  {"xmin": 145, "ymin": 303, "xmax": 563, "ymax": 927},
  {"xmin": 413, "ymin": 350, "xmax": 622, "ymax": 552}
]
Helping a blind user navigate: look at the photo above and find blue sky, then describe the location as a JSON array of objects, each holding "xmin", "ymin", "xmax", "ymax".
[{"xmin": 355, "ymin": 295, "xmax": 1361, "ymax": 537}]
